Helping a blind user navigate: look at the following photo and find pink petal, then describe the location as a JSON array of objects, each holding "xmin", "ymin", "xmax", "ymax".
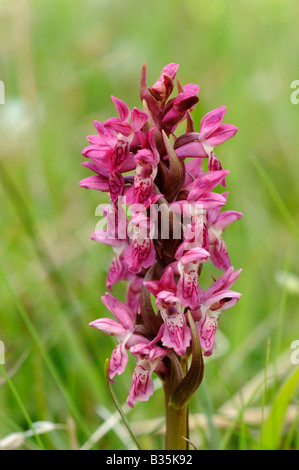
[
  {"xmin": 148, "ymin": 345, "xmax": 169, "ymax": 362},
  {"xmin": 135, "ymin": 149, "xmax": 157, "ymax": 166},
  {"xmin": 172, "ymin": 85, "xmax": 199, "ymax": 112},
  {"xmin": 177, "ymin": 222, "xmax": 208, "ymax": 254},
  {"xmin": 87, "ymin": 134, "xmax": 107, "ymax": 145},
  {"xmin": 126, "ymin": 359, "xmax": 154, "ymax": 407},
  {"xmin": 79, "ymin": 175, "xmax": 109, "ymax": 192},
  {"xmin": 81, "ymin": 144, "xmax": 111, "ymax": 160},
  {"xmin": 89, "ymin": 318, "xmax": 127, "ymax": 336},
  {"xmin": 162, "ymin": 106, "xmax": 183, "ymax": 125},
  {"xmin": 160, "ymin": 266, "xmax": 177, "ymax": 293},
  {"xmin": 188, "ymin": 170, "xmax": 230, "ymax": 199},
  {"xmin": 207, "ymin": 197, "xmax": 228, "ymax": 226},
  {"xmin": 203, "ymin": 267, "xmax": 242, "ymax": 298},
  {"xmin": 148, "ymin": 128, "xmax": 161, "ymax": 165},
  {"xmin": 175, "ymin": 141, "xmax": 207, "ymax": 159},
  {"xmin": 197, "ymin": 314, "xmax": 218, "ymax": 356},
  {"xmin": 184, "ymin": 159, "xmax": 204, "ymax": 188},
  {"xmin": 126, "ymin": 334, "xmax": 150, "ymax": 349},
  {"xmin": 124, "ymin": 238, "xmax": 156, "ymax": 274},
  {"xmin": 107, "ymin": 255, "xmax": 127, "ymax": 290},
  {"xmin": 110, "ymin": 141, "xmax": 130, "ymax": 172},
  {"xmin": 144, "ymin": 279, "xmax": 163, "ymax": 298},
  {"xmin": 109, "ymin": 343, "xmax": 129, "ymax": 381},
  {"xmin": 156, "ymin": 291, "xmax": 180, "ymax": 306},
  {"xmin": 91, "ymin": 230, "xmax": 126, "ymax": 247},
  {"xmin": 126, "ymin": 277, "xmax": 143, "ymax": 317},
  {"xmin": 81, "ymin": 161, "xmax": 109, "ymax": 177},
  {"xmin": 177, "ymin": 268, "xmax": 200, "ymax": 309},
  {"xmin": 105, "ymin": 118, "xmax": 132, "ymax": 137},
  {"xmin": 160, "ymin": 63, "xmax": 179, "ymax": 81},
  {"xmin": 108, "ymin": 172, "xmax": 125, "ymax": 202},
  {"xmin": 93, "ymin": 121, "xmax": 117, "ymax": 145},
  {"xmin": 205, "ymin": 290, "xmax": 241, "ymax": 311},
  {"xmin": 214, "ymin": 210, "xmax": 243, "ymax": 230},
  {"xmin": 111, "ymin": 95, "xmax": 131, "ymax": 122},
  {"xmin": 149, "ymin": 63, "xmax": 179, "ymax": 101},
  {"xmin": 160, "ymin": 310, "xmax": 191, "ymax": 357},
  {"xmin": 179, "ymin": 248, "xmax": 210, "ymax": 265},
  {"xmin": 129, "ymin": 343, "xmax": 151, "ymax": 356},
  {"xmin": 190, "ymin": 191, "xmax": 228, "ymax": 209},
  {"xmin": 199, "ymin": 106, "xmax": 226, "ymax": 141},
  {"xmin": 119, "ymin": 154, "xmax": 137, "ymax": 173},
  {"xmin": 183, "ymin": 83, "xmax": 200, "ymax": 96},
  {"xmin": 127, "ymin": 343, "xmax": 168, "ymax": 407},
  {"xmin": 131, "ymin": 107, "xmax": 149, "ymax": 132},
  {"xmin": 101, "ymin": 293, "xmax": 135, "ymax": 329},
  {"xmin": 206, "ymin": 124, "xmax": 238, "ymax": 147},
  {"xmin": 144, "ymin": 266, "xmax": 177, "ymax": 298},
  {"xmin": 210, "ymin": 238, "xmax": 231, "ymax": 271},
  {"xmin": 208, "ymin": 152, "xmax": 225, "ymax": 183}
]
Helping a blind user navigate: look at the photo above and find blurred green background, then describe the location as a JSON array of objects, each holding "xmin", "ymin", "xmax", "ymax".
[{"xmin": 0, "ymin": 0, "xmax": 299, "ymax": 450}]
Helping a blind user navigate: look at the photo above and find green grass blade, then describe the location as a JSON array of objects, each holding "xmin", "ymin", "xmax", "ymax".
[
  {"xmin": 0, "ymin": 263, "xmax": 90, "ymax": 439},
  {"xmin": 260, "ymin": 337, "xmax": 271, "ymax": 449},
  {"xmin": 0, "ymin": 364, "xmax": 45, "ymax": 449},
  {"xmin": 250, "ymin": 153, "xmax": 299, "ymax": 245},
  {"xmin": 104, "ymin": 359, "xmax": 142, "ymax": 451},
  {"xmin": 260, "ymin": 366, "xmax": 299, "ymax": 450}
]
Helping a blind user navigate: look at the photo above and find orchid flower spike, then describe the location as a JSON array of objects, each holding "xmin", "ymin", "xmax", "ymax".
[{"xmin": 81, "ymin": 63, "xmax": 242, "ymax": 410}]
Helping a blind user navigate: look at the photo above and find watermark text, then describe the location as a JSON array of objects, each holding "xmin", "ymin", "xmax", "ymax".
[
  {"xmin": 290, "ymin": 80, "xmax": 299, "ymax": 104},
  {"xmin": 290, "ymin": 340, "xmax": 299, "ymax": 365}
]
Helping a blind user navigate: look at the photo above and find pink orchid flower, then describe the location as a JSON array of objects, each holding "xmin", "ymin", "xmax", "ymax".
[
  {"xmin": 162, "ymin": 84, "xmax": 200, "ymax": 133},
  {"xmin": 124, "ymin": 210, "xmax": 156, "ymax": 274},
  {"xmin": 91, "ymin": 201, "xmax": 128, "ymax": 246},
  {"xmin": 207, "ymin": 193, "xmax": 243, "ymax": 271},
  {"xmin": 174, "ymin": 106, "xmax": 238, "ymax": 165},
  {"xmin": 127, "ymin": 343, "xmax": 168, "ymax": 408},
  {"xmin": 125, "ymin": 275, "xmax": 144, "ymax": 316},
  {"xmin": 148, "ymin": 63, "xmax": 179, "ymax": 102},
  {"xmin": 156, "ymin": 291, "xmax": 192, "ymax": 357},
  {"xmin": 89, "ymin": 293, "xmax": 135, "ymax": 381},
  {"xmin": 82, "ymin": 96, "xmax": 148, "ymax": 174},
  {"xmin": 144, "ymin": 267, "xmax": 192, "ymax": 356},
  {"xmin": 192, "ymin": 267, "xmax": 242, "ymax": 356},
  {"xmin": 187, "ymin": 170, "xmax": 229, "ymax": 208},
  {"xmin": 183, "ymin": 159, "xmax": 204, "ymax": 191},
  {"xmin": 82, "ymin": 63, "xmax": 242, "ymax": 417},
  {"xmin": 79, "ymin": 163, "xmax": 125, "ymax": 203},
  {"xmin": 176, "ymin": 248, "xmax": 210, "ymax": 309},
  {"xmin": 126, "ymin": 148, "xmax": 159, "ymax": 205}
]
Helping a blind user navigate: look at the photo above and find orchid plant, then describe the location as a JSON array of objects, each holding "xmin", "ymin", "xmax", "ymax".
[{"xmin": 80, "ymin": 63, "xmax": 242, "ymax": 449}]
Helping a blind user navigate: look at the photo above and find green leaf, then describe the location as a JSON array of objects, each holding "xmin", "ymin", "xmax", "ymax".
[
  {"xmin": 170, "ymin": 312, "xmax": 204, "ymax": 409},
  {"xmin": 162, "ymin": 130, "xmax": 185, "ymax": 201},
  {"xmin": 164, "ymin": 352, "xmax": 185, "ymax": 395},
  {"xmin": 260, "ymin": 365, "xmax": 299, "ymax": 449}
]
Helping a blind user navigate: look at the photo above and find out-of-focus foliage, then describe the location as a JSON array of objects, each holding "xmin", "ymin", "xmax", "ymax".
[{"xmin": 0, "ymin": 0, "xmax": 298, "ymax": 450}]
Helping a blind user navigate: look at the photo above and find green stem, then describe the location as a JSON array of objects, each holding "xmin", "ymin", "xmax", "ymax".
[{"xmin": 164, "ymin": 366, "xmax": 189, "ymax": 450}]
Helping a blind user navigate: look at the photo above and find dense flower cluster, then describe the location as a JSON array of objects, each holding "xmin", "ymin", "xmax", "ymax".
[{"xmin": 80, "ymin": 63, "xmax": 242, "ymax": 408}]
